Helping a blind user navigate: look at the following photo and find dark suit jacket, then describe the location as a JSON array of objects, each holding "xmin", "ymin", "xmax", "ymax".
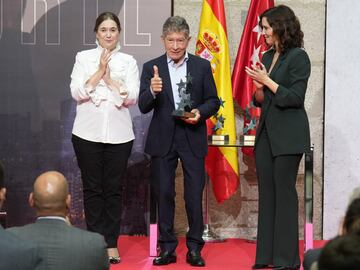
[
  {"xmin": 254, "ymin": 47, "xmax": 311, "ymax": 156},
  {"xmin": 0, "ymin": 225, "xmax": 42, "ymax": 270},
  {"xmin": 139, "ymin": 53, "xmax": 219, "ymax": 158},
  {"xmin": 7, "ymin": 219, "xmax": 109, "ymax": 270}
]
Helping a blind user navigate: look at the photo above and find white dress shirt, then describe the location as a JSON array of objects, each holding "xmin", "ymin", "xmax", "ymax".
[
  {"xmin": 167, "ymin": 52, "xmax": 189, "ymax": 108},
  {"xmin": 70, "ymin": 43, "xmax": 139, "ymax": 144}
]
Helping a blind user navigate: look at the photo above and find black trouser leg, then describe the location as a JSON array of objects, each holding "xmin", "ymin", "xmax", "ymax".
[
  {"xmin": 102, "ymin": 141, "xmax": 133, "ymax": 248},
  {"xmin": 273, "ymin": 154, "xmax": 302, "ymax": 267},
  {"xmin": 255, "ymin": 130, "xmax": 302, "ymax": 267},
  {"xmin": 255, "ymin": 130, "xmax": 275, "ymax": 265},
  {"xmin": 151, "ymin": 152, "xmax": 179, "ymax": 253},
  {"xmin": 176, "ymin": 138, "xmax": 205, "ymax": 252},
  {"xmin": 72, "ymin": 135, "xmax": 133, "ymax": 248},
  {"xmin": 72, "ymin": 135, "xmax": 105, "ymax": 236}
]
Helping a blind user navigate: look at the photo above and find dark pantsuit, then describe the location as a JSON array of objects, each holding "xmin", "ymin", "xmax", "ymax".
[
  {"xmin": 72, "ymin": 135, "xmax": 133, "ymax": 248},
  {"xmin": 255, "ymin": 129, "xmax": 302, "ymax": 267},
  {"xmin": 151, "ymin": 124, "xmax": 205, "ymax": 253}
]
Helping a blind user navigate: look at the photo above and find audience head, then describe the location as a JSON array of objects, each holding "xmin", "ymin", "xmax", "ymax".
[
  {"xmin": 318, "ymin": 234, "xmax": 360, "ymax": 270},
  {"xmin": 0, "ymin": 161, "xmax": 5, "ymax": 208},
  {"xmin": 29, "ymin": 171, "xmax": 70, "ymax": 217},
  {"xmin": 341, "ymin": 198, "xmax": 360, "ymax": 235},
  {"xmin": 348, "ymin": 187, "xmax": 360, "ymax": 205}
]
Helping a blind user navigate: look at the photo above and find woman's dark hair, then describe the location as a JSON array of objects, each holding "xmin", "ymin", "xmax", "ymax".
[
  {"xmin": 343, "ymin": 198, "xmax": 360, "ymax": 234},
  {"xmin": 94, "ymin": 12, "xmax": 121, "ymax": 32},
  {"xmin": 260, "ymin": 5, "xmax": 303, "ymax": 52},
  {"xmin": 318, "ymin": 234, "xmax": 360, "ymax": 270}
]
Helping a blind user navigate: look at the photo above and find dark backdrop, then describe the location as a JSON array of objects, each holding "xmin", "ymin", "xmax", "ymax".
[{"xmin": 0, "ymin": 0, "xmax": 171, "ymax": 235}]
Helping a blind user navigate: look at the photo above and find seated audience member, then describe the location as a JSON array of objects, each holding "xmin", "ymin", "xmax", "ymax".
[
  {"xmin": 303, "ymin": 193, "xmax": 360, "ymax": 270},
  {"xmin": 0, "ymin": 161, "xmax": 42, "ymax": 270},
  {"xmin": 317, "ymin": 234, "xmax": 360, "ymax": 270},
  {"xmin": 7, "ymin": 171, "xmax": 109, "ymax": 270}
]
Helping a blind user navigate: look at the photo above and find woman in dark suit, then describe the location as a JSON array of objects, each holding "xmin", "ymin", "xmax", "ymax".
[{"xmin": 245, "ymin": 5, "xmax": 311, "ymax": 270}]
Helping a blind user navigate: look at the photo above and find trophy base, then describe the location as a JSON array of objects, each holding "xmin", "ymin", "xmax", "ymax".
[
  {"xmin": 241, "ymin": 135, "xmax": 255, "ymax": 141},
  {"xmin": 172, "ymin": 110, "xmax": 195, "ymax": 119},
  {"xmin": 208, "ymin": 134, "xmax": 229, "ymax": 142},
  {"xmin": 240, "ymin": 135, "xmax": 256, "ymax": 146}
]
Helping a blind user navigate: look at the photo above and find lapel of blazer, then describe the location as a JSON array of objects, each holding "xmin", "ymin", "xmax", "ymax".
[
  {"xmin": 186, "ymin": 54, "xmax": 195, "ymax": 89},
  {"xmin": 186, "ymin": 54, "xmax": 195, "ymax": 105},
  {"xmin": 261, "ymin": 49, "xmax": 275, "ymax": 103},
  {"xmin": 159, "ymin": 54, "xmax": 175, "ymax": 108},
  {"xmin": 268, "ymin": 49, "xmax": 288, "ymax": 79}
]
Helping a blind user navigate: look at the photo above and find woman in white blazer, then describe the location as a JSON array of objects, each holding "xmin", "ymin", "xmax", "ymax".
[{"xmin": 70, "ymin": 11, "xmax": 139, "ymax": 264}]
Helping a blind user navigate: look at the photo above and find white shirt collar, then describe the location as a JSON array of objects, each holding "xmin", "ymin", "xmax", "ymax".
[
  {"xmin": 95, "ymin": 40, "xmax": 121, "ymax": 53},
  {"xmin": 167, "ymin": 52, "xmax": 189, "ymax": 66},
  {"xmin": 37, "ymin": 216, "xmax": 67, "ymax": 222}
]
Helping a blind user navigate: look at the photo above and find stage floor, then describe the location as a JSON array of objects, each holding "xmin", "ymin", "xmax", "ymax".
[{"xmin": 112, "ymin": 236, "xmax": 326, "ymax": 270}]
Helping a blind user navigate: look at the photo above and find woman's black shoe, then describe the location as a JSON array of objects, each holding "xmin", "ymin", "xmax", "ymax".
[
  {"xmin": 273, "ymin": 266, "xmax": 300, "ymax": 270},
  {"xmin": 252, "ymin": 264, "xmax": 273, "ymax": 269},
  {"xmin": 109, "ymin": 256, "xmax": 121, "ymax": 264}
]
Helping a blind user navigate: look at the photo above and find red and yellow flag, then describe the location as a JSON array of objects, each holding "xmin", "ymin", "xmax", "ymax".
[{"xmin": 196, "ymin": 0, "xmax": 239, "ymax": 203}]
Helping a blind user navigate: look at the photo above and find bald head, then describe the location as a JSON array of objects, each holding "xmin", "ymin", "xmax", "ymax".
[{"xmin": 30, "ymin": 171, "xmax": 70, "ymax": 216}]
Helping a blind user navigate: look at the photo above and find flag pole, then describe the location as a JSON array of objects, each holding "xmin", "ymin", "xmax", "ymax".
[{"xmin": 202, "ymin": 175, "xmax": 225, "ymax": 242}]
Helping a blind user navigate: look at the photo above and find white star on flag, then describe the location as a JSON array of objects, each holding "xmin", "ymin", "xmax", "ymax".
[
  {"xmin": 252, "ymin": 16, "xmax": 262, "ymax": 42},
  {"xmin": 251, "ymin": 45, "xmax": 261, "ymax": 65}
]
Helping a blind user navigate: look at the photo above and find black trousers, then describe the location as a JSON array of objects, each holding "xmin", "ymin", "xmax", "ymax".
[
  {"xmin": 254, "ymin": 129, "xmax": 302, "ymax": 267},
  {"xmin": 72, "ymin": 135, "xmax": 133, "ymax": 248},
  {"xmin": 151, "ymin": 124, "xmax": 205, "ymax": 253}
]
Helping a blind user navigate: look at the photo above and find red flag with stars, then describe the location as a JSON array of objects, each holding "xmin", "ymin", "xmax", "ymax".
[{"xmin": 232, "ymin": 0, "xmax": 274, "ymax": 155}]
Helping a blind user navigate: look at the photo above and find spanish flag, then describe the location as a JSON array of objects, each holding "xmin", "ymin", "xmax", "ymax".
[{"xmin": 196, "ymin": 0, "xmax": 239, "ymax": 203}]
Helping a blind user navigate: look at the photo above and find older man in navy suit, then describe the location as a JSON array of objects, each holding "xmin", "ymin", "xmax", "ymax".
[{"xmin": 139, "ymin": 16, "xmax": 219, "ymax": 267}]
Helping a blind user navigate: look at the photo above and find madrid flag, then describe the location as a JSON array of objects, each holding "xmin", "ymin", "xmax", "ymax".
[
  {"xmin": 232, "ymin": 0, "xmax": 274, "ymax": 155},
  {"xmin": 196, "ymin": 0, "xmax": 239, "ymax": 202}
]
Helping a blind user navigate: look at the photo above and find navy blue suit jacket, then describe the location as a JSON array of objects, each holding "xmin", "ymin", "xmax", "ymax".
[{"xmin": 139, "ymin": 53, "xmax": 219, "ymax": 158}]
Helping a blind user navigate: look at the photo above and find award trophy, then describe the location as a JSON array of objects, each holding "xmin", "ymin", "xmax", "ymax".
[
  {"xmin": 172, "ymin": 74, "xmax": 195, "ymax": 119},
  {"xmin": 207, "ymin": 111, "xmax": 229, "ymax": 144}
]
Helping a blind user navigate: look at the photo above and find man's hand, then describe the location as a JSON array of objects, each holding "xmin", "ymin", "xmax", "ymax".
[
  {"xmin": 183, "ymin": 108, "xmax": 201, "ymax": 124},
  {"xmin": 150, "ymin": 65, "xmax": 162, "ymax": 94}
]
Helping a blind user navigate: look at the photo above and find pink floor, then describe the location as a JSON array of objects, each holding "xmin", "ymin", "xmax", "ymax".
[{"xmin": 111, "ymin": 236, "xmax": 326, "ymax": 270}]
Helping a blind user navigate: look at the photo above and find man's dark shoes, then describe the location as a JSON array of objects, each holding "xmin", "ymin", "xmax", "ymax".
[
  {"xmin": 186, "ymin": 251, "xmax": 205, "ymax": 267},
  {"xmin": 252, "ymin": 264, "xmax": 273, "ymax": 269},
  {"xmin": 153, "ymin": 251, "xmax": 177, "ymax": 265}
]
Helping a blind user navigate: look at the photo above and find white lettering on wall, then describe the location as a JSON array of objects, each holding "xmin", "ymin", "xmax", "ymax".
[
  {"xmin": 123, "ymin": 0, "xmax": 151, "ymax": 46},
  {"xmin": 21, "ymin": 0, "xmax": 61, "ymax": 45}
]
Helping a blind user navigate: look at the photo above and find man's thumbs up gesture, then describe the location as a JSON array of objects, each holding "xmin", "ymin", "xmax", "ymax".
[{"xmin": 150, "ymin": 65, "xmax": 162, "ymax": 94}]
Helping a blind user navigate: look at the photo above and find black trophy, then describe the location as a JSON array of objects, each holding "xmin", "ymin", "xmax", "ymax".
[{"xmin": 172, "ymin": 73, "xmax": 195, "ymax": 119}]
